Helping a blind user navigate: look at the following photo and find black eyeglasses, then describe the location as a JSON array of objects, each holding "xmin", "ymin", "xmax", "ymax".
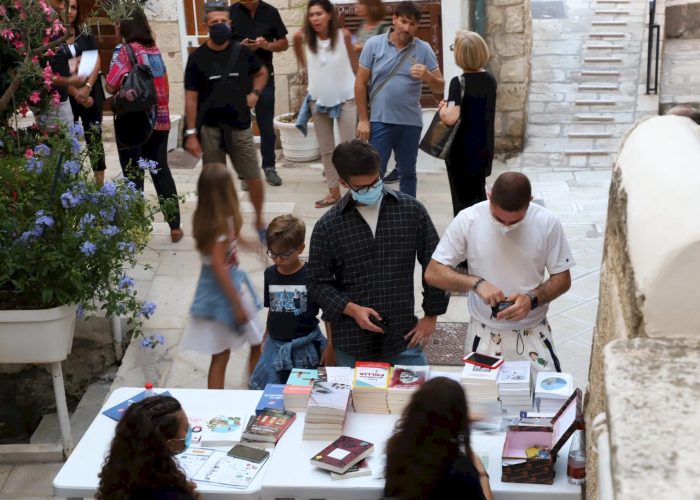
[
  {"xmin": 449, "ymin": 43, "xmax": 455, "ymax": 51},
  {"xmin": 266, "ymin": 247, "xmax": 300, "ymax": 259},
  {"xmin": 347, "ymin": 175, "xmax": 382, "ymax": 195}
]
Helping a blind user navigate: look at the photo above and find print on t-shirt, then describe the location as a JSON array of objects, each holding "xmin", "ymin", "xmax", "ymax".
[{"xmin": 268, "ymin": 285, "xmax": 308, "ymax": 316}]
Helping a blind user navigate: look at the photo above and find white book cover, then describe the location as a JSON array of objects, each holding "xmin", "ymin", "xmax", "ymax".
[
  {"xmin": 352, "ymin": 362, "xmax": 392, "ymax": 390},
  {"xmin": 460, "ymin": 363, "xmax": 501, "ymax": 381},
  {"xmin": 535, "ymin": 372, "xmax": 573, "ymax": 399},
  {"xmin": 321, "ymin": 367, "xmax": 354, "ymax": 388},
  {"xmin": 200, "ymin": 414, "xmax": 245, "ymax": 446},
  {"xmin": 308, "ymin": 381, "xmax": 351, "ymax": 412},
  {"xmin": 498, "ymin": 361, "xmax": 531, "ymax": 385}
]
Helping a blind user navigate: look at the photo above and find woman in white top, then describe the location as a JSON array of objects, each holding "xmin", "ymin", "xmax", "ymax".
[{"xmin": 293, "ymin": 0, "xmax": 358, "ymax": 208}]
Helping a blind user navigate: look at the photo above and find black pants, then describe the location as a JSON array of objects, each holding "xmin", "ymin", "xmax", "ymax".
[
  {"xmin": 117, "ymin": 130, "xmax": 181, "ymax": 229},
  {"xmin": 445, "ymin": 160, "xmax": 487, "ymax": 216},
  {"xmin": 69, "ymin": 96, "xmax": 106, "ymax": 171}
]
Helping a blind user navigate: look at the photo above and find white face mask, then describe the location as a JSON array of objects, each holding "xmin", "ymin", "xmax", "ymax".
[{"xmin": 491, "ymin": 214, "xmax": 525, "ymax": 235}]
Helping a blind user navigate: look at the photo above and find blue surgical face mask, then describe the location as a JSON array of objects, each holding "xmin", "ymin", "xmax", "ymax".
[
  {"xmin": 183, "ymin": 425, "xmax": 192, "ymax": 449},
  {"xmin": 351, "ymin": 180, "xmax": 384, "ymax": 205}
]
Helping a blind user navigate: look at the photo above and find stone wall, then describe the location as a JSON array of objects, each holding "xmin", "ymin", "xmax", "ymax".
[
  {"xmin": 484, "ymin": 0, "xmax": 532, "ymax": 152},
  {"xmin": 585, "ymin": 115, "xmax": 700, "ymax": 498}
]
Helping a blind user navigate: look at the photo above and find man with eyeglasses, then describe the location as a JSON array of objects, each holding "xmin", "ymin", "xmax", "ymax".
[
  {"xmin": 425, "ymin": 172, "xmax": 575, "ymax": 372},
  {"xmin": 229, "ymin": 0, "xmax": 289, "ymax": 187},
  {"xmin": 308, "ymin": 140, "xmax": 449, "ymax": 368}
]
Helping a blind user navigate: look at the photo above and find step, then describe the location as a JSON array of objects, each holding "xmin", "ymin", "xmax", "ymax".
[
  {"xmin": 590, "ymin": 32, "xmax": 626, "ymax": 38},
  {"xmin": 575, "ymin": 114, "xmax": 616, "ymax": 121},
  {"xmin": 581, "ymin": 70, "xmax": 621, "ymax": 76},
  {"xmin": 584, "ymin": 57, "xmax": 623, "ymax": 62},
  {"xmin": 592, "ymin": 20, "xmax": 628, "ymax": 26},
  {"xmin": 586, "ymin": 44, "xmax": 624, "ymax": 49},
  {"xmin": 597, "ymin": 0, "xmax": 631, "ymax": 3},
  {"xmin": 595, "ymin": 9, "xmax": 630, "ymax": 14},
  {"xmin": 578, "ymin": 84, "xmax": 619, "ymax": 90},
  {"xmin": 567, "ymin": 132, "xmax": 613, "ymax": 138},
  {"xmin": 576, "ymin": 99, "xmax": 616, "ymax": 105},
  {"xmin": 565, "ymin": 150, "xmax": 612, "ymax": 155}
]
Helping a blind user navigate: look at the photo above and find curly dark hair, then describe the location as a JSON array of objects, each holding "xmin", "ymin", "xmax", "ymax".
[
  {"xmin": 384, "ymin": 377, "xmax": 473, "ymax": 499},
  {"xmin": 96, "ymin": 395, "xmax": 197, "ymax": 499}
]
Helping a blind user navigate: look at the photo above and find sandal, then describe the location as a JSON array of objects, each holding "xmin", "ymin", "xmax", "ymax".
[
  {"xmin": 314, "ymin": 193, "xmax": 340, "ymax": 209},
  {"xmin": 170, "ymin": 228, "xmax": 184, "ymax": 243}
]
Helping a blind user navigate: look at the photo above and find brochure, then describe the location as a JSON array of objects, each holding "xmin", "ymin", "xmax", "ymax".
[{"xmin": 175, "ymin": 447, "xmax": 267, "ymax": 489}]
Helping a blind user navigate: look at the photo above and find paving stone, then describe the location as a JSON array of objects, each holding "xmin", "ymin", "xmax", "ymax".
[
  {"xmin": 549, "ymin": 313, "xmax": 594, "ymax": 344},
  {"xmin": 569, "ymin": 271, "xmax": 602, "ymax": 301},
  {"xmin": 0, "ymin": 465, "xmax": 11, "ymax": 492},
  {"xmin": 561, "ymin": 299, "xmax": 600, "ymax": 325},
  {"xmin": 1, "ymin": 462, "xmax": 63, "ymax": 497}
]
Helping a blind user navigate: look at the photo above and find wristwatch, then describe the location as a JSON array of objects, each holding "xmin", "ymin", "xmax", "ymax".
[
  {"xmin": 526, "ymin": 291, "xmax": 539, "ymax": 310},
  {"xmin": 251, "ymin": 89, "xmax": 262, "ymax": 97},
  {"xmin": 183, "ymin": 128, "xmax": 198, "ymax": 138}
]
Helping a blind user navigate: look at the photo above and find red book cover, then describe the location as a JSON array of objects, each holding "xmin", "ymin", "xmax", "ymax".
[
  {"xmin": 310, "ymin": 435, "xmax": 374, "ymax": 474},
  {"xmin": 242, "ymin": 409, "xmax": 297, "ymax": 443}
]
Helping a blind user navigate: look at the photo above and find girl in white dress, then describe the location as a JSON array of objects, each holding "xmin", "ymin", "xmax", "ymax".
[{"xmin": 180, "ymin": 164, "xmax": 263, "ymax": 388}]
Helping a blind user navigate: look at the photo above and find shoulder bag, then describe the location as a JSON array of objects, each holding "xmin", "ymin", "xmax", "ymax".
[
  {"xmin": 419, "ymin": 75, "xmax": 465, "ymax": 160},
  {"xmin": 112, "ymin": 44, "xmax": 157, "ymax": 116}
]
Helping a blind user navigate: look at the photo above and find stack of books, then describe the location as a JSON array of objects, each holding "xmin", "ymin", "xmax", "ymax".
[
  {"xmin": 497, "ymin": 361, "xmax": 533, "ymax": 414},
  {"xmin": 200, "ymin": 413, "xmax": 246, "ymax": 447},
  {"xmin": 387, "ymin": 365, "xmax": 430, "ymax": 414},
  {"xmin": 303, "ymin": 367, "xmax": 353, "ymax": 440},
  {"xmin": 255, "ymin": 383, "xmax": 285, "ymax": 415},
  {"xmin": 535, "ymin": 372, "xmax": 574, "ymax": 413},
  {"xmin": 310, "ymin": 435, "xmax": 374, "ymax": 475},
  {"xmin": 460, "ymin": 362, "xmax": 502, "ymax": 407},
  {"xmin": 283, "ymin": 368, "xmax": 318, "ymax": 412},
  {"xmin": 351, "ymin": 362, "xmax": 392, "ymax": 414},
  {"xmin": 240, "ymin": 408, "xmax": 297, "ymax": 448}
]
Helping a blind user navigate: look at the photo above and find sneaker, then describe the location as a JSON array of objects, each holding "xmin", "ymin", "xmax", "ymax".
[
  {"xmin": 240, "ymin": 179, "xmax": 249, "ymax": 191},
  {"xmin": 264, "ymin": 168, "xmax": 282, "ymax": 186},
  {"xmin": 383, "ymin": 169, "xmax": 400, "ymax": 184}
]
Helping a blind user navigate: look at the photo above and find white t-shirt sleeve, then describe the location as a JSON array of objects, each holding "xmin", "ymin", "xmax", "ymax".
[
  {"xmin": 431, "ymin": 212, "xmax": 470, "ymax": 267},
  {"xmin": 545, "ymin": 218, "xmax": 576, "ymax": 274}
]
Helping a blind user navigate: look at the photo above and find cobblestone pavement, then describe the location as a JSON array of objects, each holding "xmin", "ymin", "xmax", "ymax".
[{"xmin": 0, "ymin": 0, "xmax": 661, "ymax": 496}]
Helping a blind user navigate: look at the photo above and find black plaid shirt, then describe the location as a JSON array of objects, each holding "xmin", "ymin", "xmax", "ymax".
[{"xmin": 308, "ymin": 188, "xmax": 449, "ymax": 359}]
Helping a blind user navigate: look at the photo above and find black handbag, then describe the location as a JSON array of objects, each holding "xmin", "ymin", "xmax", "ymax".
[
  {"xmin": 419, "ymin": 75, "xmax": 465, "ymax": 160},
  {"xmin": 112, "ymin": 44, "xmax": 157, "ymax": 116}
]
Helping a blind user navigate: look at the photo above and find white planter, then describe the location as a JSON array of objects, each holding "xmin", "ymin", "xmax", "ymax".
[
  {"xmin": 273, "ymin": 113, "xmax": 321, "ymax": 162},
  {"xmin": 0, "ymin": 305, "xmax": 77, "ymax": 364}
]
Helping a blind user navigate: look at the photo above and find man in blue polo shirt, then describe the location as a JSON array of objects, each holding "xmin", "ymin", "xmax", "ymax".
[{"xmin": 354, "ymin": 1, "xmax": 444, "ymax": 197}]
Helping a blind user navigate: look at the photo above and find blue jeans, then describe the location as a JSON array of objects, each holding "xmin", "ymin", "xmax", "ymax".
[
  {"xmin": 334, "ymin": 346, "xmax": 427, "ymax": 368},
  {"xmin": 370, "ymin": 122, "xmax": 422, "ymax": 197},
  {"xmin": 255, "ymin": 76, "xmax": 276, "ymax": 170}
]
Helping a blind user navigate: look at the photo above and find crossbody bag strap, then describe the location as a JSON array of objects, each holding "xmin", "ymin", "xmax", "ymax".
[
  {"xmin": 124, "ymin": 43, "xmax": 139, "ymax": 67},
  {"xmin": 369, "ymin": 45, "xmax": 415, "ymax": 102},
  {"xmin": 195, "ymin": 42, "xmax": 243, "ymax": 130}
]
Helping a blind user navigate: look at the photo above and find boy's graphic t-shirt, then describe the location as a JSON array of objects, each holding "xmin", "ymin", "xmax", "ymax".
[{"xmin": 265, "ymin": 264, "xmax": 320, "ymax": 341}]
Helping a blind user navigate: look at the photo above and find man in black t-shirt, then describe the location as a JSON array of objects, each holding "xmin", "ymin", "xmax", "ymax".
[
  {"xmin": 229, "ymin": 0, "xmax": 288, "ymax": 187},
  {"xmin": 184, "ymin": 2, "xmax": 268, "ymax": 236}
]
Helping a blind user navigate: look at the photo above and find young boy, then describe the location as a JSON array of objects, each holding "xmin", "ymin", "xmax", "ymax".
[{"xmin": 248, "ymin": 215, "xmax": 328, "ymax": 389}]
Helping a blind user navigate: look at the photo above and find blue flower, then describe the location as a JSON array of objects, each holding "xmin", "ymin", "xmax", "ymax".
[
  {"xmin": 80, "ymin": 241, "xmax": 96, "ymax": 256},
  {"xmin": 60, "ymin": 191, "xmax": 81, "ymax": 208},
  {"xmin": 140, "ymin": 301, "xmax": 157, "ymax": 318},
  {"xmin": 102, "ymin": 225, "xmax": 119, "ymax": 237},
  {"xmin": 0, "ymin": 139, "xmax": 4, "ymax": 148},
  {"xmin": 137, "ymin": 157, "xmax": 158, "ymax": 174},
  {"xmin": 118, "ymin": 275, "xmax": 134, "ymax": 290},
  {"xmin": 78, "ymin": 213, "xmax": 96, "ymax": 230},
  {"xmin": 117, "ymin": 241, "xmax": 136, "ymax": 253},
  {"xmin": 26, "ymin": 156, "xmax": 43, "ymax": 174},
  {"xmin": 69, "ymin": 121, "xmax": 84, "ymax": 138},
  {"xmin": 156, "ymin": 334, "xmax": 165, "ymax": 345},
  {"xmin": 101, "ymin": 181, "xmax": 117, "ymax": 197},
  {"xmin": 20, "ymin": 226, "xmax": 43, "ymax": 241},
  {"xmin": 33, "ymin": 144, "xmax": 51, "ymax": 156},
  {"xmin": 63, "ymin": 160, "xmax": 80, "ymax": 175},
  {"xmin": 140, "ymin": 337, "xmax": 153, "ymax": 350},
  {"xmin": 99, "ymin": 207, "xmax": 116, "ymax": 221},
  {"xmin": 35, "ymin": 211, "xmax": 54, "ymax": 227},
  {"xmin": 71, "ymin": 137, "xmax": 81, "ymax": 154},
  {"xmin": 76, "ymin": 304, "xmax": 85, "ymax": 318}
]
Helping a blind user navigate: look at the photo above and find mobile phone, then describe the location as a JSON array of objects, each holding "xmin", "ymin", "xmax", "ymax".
[
  {"xmin": 227, "ymin": 444, "xmax": 270, "ymax": 463},
  {"xmin": 462, "ymin": 352, "xmax": 504, "ymax": 369},
  {"xmin": 491, "ymin": 300, "xmax": 515, "ymax": 319},
  {"xmin": 369, "ymin": 315, "xmax": 390, "ymax": 329}
]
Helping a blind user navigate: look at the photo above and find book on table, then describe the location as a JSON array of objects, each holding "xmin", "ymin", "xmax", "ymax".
[
  {"xmin": 256, "ymin": 383, "xmax": 285, "ymax": 415},
  {"xmin": 102, "ymin": 389, "xmax": 172, "ymax": 421},
  {"xmin": 329, "ymin": 458, "xmax": 371, "ymax": 480},
  {"xmin": 498, "ymin": 360, "xmax": 533, "ymax": 414},
  {"xmin": 352, "ymin": 361, "xmax": 391, "ymax": 414},
  {"xmin": 200, "ymin": 414, "xmax": 246, "ymax": 447},
  {"xmin": 283, "ymin": 368, "xmax": 318, "ymax": 412},
  {"xmin": 241, "ymin": 408, "xmax": 297, "ymax": 443},
  {"xmin": 310, "ymin": 435, "xmax": 374, "ymax": 474},
  {"xmin": 303, "ymin": 368, "xmax": 353, "ymax": 440},
  {"xmin": 388, "ymin": 365, "xmax": 430, "ymax": 414},
  {"xmin": 534, "ymin": 372, "xmax": 573, "ymax": 413}
]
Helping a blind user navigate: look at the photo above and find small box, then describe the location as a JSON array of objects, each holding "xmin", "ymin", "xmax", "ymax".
[{"xmin": 501, "ymin": 388, "xmax": 583, "ymax": 485}]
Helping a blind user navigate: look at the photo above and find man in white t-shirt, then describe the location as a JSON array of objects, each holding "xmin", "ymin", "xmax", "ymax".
[{"xmin": 425, "ymin": 172, "xmax": 575, "ymax": 372}]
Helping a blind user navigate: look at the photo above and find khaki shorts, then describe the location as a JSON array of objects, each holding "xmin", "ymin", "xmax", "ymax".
[{"xmin": 200, "ymin": 124, "xmax": 261, "ymax": 180}]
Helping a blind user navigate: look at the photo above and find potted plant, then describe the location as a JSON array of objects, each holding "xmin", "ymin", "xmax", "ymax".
[
  {"xmin": 273, "ymin": 69, "xmax": 321, "ymax": 162},
  {"xmin": 0, "ymin": 0, "xmax": 163, "ymax": 361}
]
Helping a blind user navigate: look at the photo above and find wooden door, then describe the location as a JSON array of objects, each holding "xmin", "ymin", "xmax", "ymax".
[{"xmin": 336, "ymin": 1, "xmax": 443, "ymax": 106}]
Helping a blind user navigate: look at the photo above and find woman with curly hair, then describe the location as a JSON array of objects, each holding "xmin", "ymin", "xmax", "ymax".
[
  {"xmin": 384, "ymin": 377, "xmax": 492, "ymax": 500},
  {"xmin": 96, "ymin": 395, "xmax": 198, "ymax": 499}
]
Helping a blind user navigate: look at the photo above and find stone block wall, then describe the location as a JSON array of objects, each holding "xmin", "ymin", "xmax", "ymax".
[
  {"xmin": 585, "ymin": 115, "xmax": 700, "ymax": 498},
  {"xmin": 484, "ymin": 0, "xmax": 532, "ymax": 152}
]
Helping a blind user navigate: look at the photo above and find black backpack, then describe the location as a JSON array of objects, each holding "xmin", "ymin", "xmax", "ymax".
[{"xmin": 112, "ymin": 44, "xmax": 157, "ymax": 116}]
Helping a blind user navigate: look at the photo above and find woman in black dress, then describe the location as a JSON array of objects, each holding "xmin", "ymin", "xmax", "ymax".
[
  {"xmin": 439, "ymin": 31, "xmax": 497, "ymax": 216},
  {"xmin": 65, "ymin": 0, "xmax": 107, "ymax": 186},
  {"xmin": 384, "ymin": 377, "xmax": 492, "ymax": 500}
]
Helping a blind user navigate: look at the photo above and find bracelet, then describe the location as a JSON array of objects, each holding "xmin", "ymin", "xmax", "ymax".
[
  {"xmin": 86, "ymin": 82, "xmax": 92, "ymax": 88},
  {"xmin": 473, "ymin": 277, "xmax": 485, "ymax": 291},
  {"xmin": 184, "ymin": 128, "xmax": 198, "ymax": 137}
]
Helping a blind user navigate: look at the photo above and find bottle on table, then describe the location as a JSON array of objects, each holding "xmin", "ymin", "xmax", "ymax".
[
  {"xmin": 144, "ymin": 382, "xmax": 156, "ymax": 398},
  {"xmin": 567, "ymin": 429, "xmax": 586, "ymax": 485}
]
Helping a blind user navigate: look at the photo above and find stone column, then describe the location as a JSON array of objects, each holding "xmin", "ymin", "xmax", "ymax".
[{"xmin": 484, "ymin": 0, "xmax": 532, "ymax": 152}]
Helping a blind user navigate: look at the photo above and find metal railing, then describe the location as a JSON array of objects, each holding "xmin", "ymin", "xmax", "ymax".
[{"xmin": 646, "ymin": 0, "xmax": 661, "ymax": 94}]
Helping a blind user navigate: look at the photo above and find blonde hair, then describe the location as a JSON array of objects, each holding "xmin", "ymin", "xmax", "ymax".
[
  {"xmin": 266, "ymin": 214, "xmax": 305, "ymax": 250},
  {"xmin": 453, "ymin": 30, "xmax": 489, "ymax": 72},
  {"xmin": 192, "ymin": 164, "xmax": 244, "ymax": 254}
]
